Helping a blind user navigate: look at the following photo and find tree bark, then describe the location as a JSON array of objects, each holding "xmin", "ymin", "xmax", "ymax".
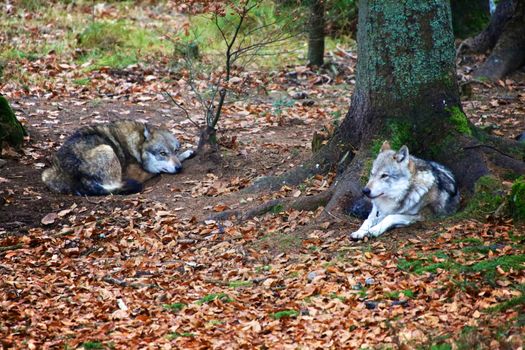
[{"xmin": 307, "ymin": 0, "xmax": 325, "ymax": 67}]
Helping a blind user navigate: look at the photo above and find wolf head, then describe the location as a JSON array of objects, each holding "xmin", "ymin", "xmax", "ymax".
[
  {"xmin": 362, "ymin": 141, "xmax": 413, "ymax": 201},
  {"xmin": 141, "ymin": 126, "xmax": 184, "ymax": 174}
]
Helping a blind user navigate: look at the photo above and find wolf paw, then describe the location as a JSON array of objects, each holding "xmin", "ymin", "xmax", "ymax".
[
  {"xmin": 179, "ymin": 149, "xmax": 196, "ymax": 161},
  {"xmin": 349, "ymin": 230, "xmax": 368, "ymax": 241}
]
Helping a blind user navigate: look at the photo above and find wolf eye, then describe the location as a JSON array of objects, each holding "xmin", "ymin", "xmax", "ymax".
[
  {"xmin": 380, "ymin": 173, "xmax": 389, "ymax": 179},
  {"xmin": 159, "ymin": 151, "xmax": 168, "ymax": 157}
]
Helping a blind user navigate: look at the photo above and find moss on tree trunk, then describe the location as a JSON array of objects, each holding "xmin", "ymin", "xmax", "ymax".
[{"xmin": 0, "ymin": 96, "xmax": 25, "ymax": 151}]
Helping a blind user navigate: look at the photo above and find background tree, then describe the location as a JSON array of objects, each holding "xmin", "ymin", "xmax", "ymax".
[
  {"xmin": 169, "ymin": 0, "xmax": 297, "ymax": 153},
  {"xmin": 307, "ymin": 0, "xmax": 325, "ymax": 66},
  {"xmin": 458, "ymin": 0, "xmax": 525, "ymax": 80},
  {"xmin": 247, "ymin": 0, "xmax": 525, "ymax": 219},
  {"xmin": 450, "ymin": 0, "xmax": 490, "ymax": 39}
]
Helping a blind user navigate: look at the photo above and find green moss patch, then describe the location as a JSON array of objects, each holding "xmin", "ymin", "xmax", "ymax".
[
  {"xmin": 462, "ymin": 176, "xmax": 504, "ymax": 218},
  {"xmin": 510, "ymin": 176, "xmax": 525, "ymax": 222},
  {"xmin": 447, "ymin": 106, "xmax": 472, "ymax": 136}
]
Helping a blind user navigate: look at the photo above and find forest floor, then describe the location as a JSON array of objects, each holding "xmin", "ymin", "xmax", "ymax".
[{"xmin": 1, "ymin": 2, "xmax": 524, "ymax": 349}]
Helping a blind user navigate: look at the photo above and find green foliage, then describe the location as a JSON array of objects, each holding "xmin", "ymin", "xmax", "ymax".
[
  {"xmin": 468, "ymin": 255, "xmax": 525, "ymax": 274},
  {"xmin": 447, "ymin": 106, "xmax": 472, "ymax": 136},
  {"xmin": 462, "ymin": 176, "xmax": 504, "ymax": 217},
  {"xmin": 178, "ymin": 1, "xmax": 304, "ymax": 69},
  {"xmin": 271, "ymin": 309, "xmax": 299, "ymax": 319},
  {"xmin": 196, "ymin": 293, "xmax": 233, "ymax": 305},
  {"xmin": 510, "ymin": 176, "xmax": 525, "ymax": 222},
  {"xmin": 78, "ymin": 21, "xmax": 130, "ymax": 51},
  {"xmin": 163, "ymin": 302, "xmax": 187, "ymax": 312},
  {"xmin": 486, "ymin": 293, "xmax": 525, "ymax": 313},
  {"xmin": 73, "ymin": 78, "xmax": 90, "ymax": 86},
  {"xmin": 76, "ymin": 19, "xmax": 167, "ymax": 70},
  {"xmin": 385, "ymin": 289, "xmax": 414, "ymax": 299}
]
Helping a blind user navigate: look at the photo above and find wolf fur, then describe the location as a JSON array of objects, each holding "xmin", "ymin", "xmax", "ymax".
[
  {"xmin": 42, "ymin": 120, "xmax": 194, "ymax": 196},
  {"xmin": 350, "ymin": 141, "xmax": 459, "ymax": 240}
]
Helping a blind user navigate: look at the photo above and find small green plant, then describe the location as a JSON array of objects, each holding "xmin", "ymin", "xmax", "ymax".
[
  {"xmin": 196, "ymin": 293, "xmax": 233, "ymax": 305},
  {"xmin": 510, "ymin": 176, "xmax": 525, "ymax": 222},
  {"xmin": 73, "ymin": 78, "xmax": 90, "ymax": 86},
  {"xmin": 228, "ymin": 280, "xmax": 253, "ymax": 288},
  {"xmin": 163, "ymin": 302, "xmax": 187, "ymax": 312},
  {"xmin": 271, "ymin": 309, "xmax": 299, "ymax": 319},
  {"xmin": 270, "ymin": 204, "xmax": 284, "ymax": 214},
  {"xmin": 81, "ymin": 341, "xmax": 104, "ymax": 350},
  {"xmin": 397, "ymin": 251, "xmax": 458, "ymax": 275},
  {"xmin": 167, "ymin": 332, "xmax": 195, "ymax": 340}
]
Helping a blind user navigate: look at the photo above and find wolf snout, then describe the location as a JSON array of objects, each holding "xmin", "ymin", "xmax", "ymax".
[{"xmin": 362, "ymin": 187, "xmax": 371, "ymax": 197}]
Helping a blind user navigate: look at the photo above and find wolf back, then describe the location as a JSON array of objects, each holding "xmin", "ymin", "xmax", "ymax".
[{"xmin": 42, "ymin": 120, "xmax": 193, "ymax": 196}]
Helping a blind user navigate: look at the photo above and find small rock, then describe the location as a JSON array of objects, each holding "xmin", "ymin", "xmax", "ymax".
[
  {"xmin": 364, "ymin": 301, "xmax": 378, "ymax": 310},
  {"xmin": 307, "ymin": 271, "xmax": 317, "ymax": 282},
  {"xmin": 285, "ymin": 71, "xmax": 298, "ymax": 79},
  {"xmin": 391, "ymin": 300, "xmax": 409, "ymax": 307},
  {"xmin": 301, "ymin": 100, "xmax": 315, "ymax": 107},
  {"xmin": 290, "ymin": 91, "xmax": 307, "ymax": 100},
  {"xmin": 300, "ymin": 308, "xmax": 310, "ymax": 316},
  {"xmin": 515, "ymin": 132, "xmax": 525, "ymax": 143},
  {"xmin": 365, "ymin": 277, "xmax": 375, "ymax": 286}
]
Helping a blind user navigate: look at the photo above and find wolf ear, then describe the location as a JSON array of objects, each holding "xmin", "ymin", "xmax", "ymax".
[
  {"xmin": 143, "ymin": 125, "xmax": 151, "ymax": 140},
  {"xmin": 380, "ymin": 141, "xmax": 391, "ymax": 152},
  {"xmin": 395, "ymin": 145, "xmax": 409, "ymax": 163}
]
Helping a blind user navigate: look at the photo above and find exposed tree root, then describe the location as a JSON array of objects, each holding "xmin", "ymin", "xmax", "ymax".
[{"xmin": 211, "ymin": 189, "xmax": 334, "ymax": 221}]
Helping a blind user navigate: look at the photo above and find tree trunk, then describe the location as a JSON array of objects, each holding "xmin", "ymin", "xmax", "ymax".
[
  {"xmin": 307, "ymin": 0, "xmax": 325, "ymax": 67},
  {"xmin": 0, "ymin": 96, "xmax": 26, "ymax": 152},
  {"xmin": 450, "ymin": 0, "xmax": 490, "ymax": 39},
  {"xmin": 474, "ymin": 0, "xmax": 525, "ymax": 80}
]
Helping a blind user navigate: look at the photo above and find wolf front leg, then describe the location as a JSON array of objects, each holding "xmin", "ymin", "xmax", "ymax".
[
  {"xmin": 366, "ymin": 214, "xmax": 421, "ymax": 237},
  {"xmin": 349, "ymin": 206, "xmax": 382, "ymax": 240},
  {"xmin": 177, "ymin": 149, "xmax": 196, "ymax": 162}
]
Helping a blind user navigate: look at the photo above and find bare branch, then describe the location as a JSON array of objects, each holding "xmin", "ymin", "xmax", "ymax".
[{"xmin": 163, "ymin": 90, "xmax": 200, "ymax": 129}]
